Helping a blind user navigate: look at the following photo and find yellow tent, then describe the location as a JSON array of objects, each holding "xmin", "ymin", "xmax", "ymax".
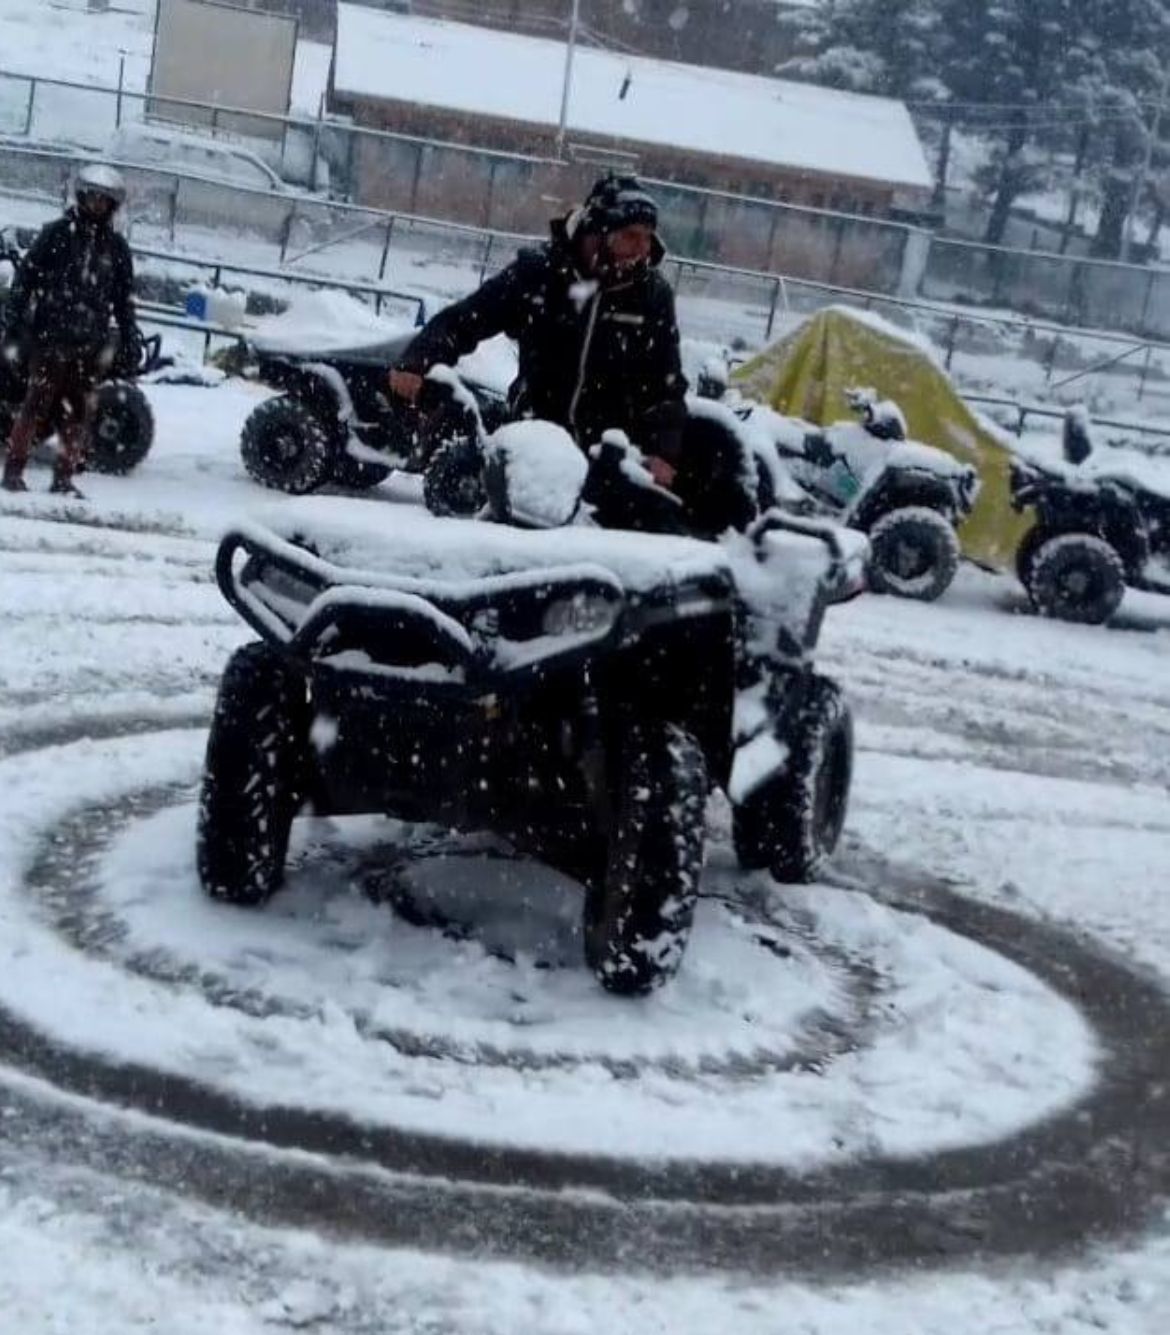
[{"xmin": 733, "ymin": 305, "xmax": 1029, "ymax": 571}]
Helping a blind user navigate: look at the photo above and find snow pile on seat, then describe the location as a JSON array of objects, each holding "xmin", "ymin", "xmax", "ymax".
[
  {"xmin": 242, "ymin": 496, "xmax": 730, "ymax": 594},
  {"xmin": 249, "ymin": 290, "xmax": 415, "ymax": 358},
  {"xmin": 485, "ymin": 420, "xmax": 588, "ymax": 528}
]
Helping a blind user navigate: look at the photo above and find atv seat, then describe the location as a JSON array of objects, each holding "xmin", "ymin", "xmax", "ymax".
[{"xmin": 249, "ymin": 330, "xmax": 417, "ymax": 366}]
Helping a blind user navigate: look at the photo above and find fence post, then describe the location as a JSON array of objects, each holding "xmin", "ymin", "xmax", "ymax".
[
  {"xmin": 409, "ymin": 145, "xmax": 424, "ymax": 215},
  {"xmin": 1138, "ymin": 269, "xmax": 1156, "ymax": 338},
  {"xmin": 1044, "ymin": 334, "xmax": 1062, "ymax": 385},
  {"xmin": 168, "ymin": 180, "xmax": 179, "ymax": 245},
  {"xmin": 478, "ymin": 233, "xmax": 495, "ymax": 284},
  {"xmin": 279, "ymin": 204, "xmax": 298, "ymax": 264},
  {"xmin": 377, "ymin": 216, "xmax": 396, "ymax": 282},
  {"xmin": 23, "ymin": 78, "xmax": 36, "ymax": 136},
  {"xmin": 310, "ymin": 111, "xmax": 324, "ymax": 194},
  {"xmin": 829, "ymin": 214, "xmax": 846, "ymax": 286},
  {"xmin": 765, "ymin": 277, "xmax": 781, "ymax": 340},
  {"xmin": 484, "ymin": 159, "xmax": 498, "ymax": 231},
  {"xmin": 944, "ymin": 315, "xmax": 960, "ymax": 370},
  {"xmin": 1139, "ymin": 344, "xmax": 1153, "ymax": 402}
]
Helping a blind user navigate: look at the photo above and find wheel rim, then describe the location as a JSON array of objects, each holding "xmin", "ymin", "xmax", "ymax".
[
  {"xmin": 887, "ymin": 537, "xmax": 932, "ymax": 581},
  {"xmin": 95, "ymin": 413, "xmax": 122, "ymax": 444},
  {"xmin": 1057, "ymin": 561, "xmax": 1102, "ymax": 607}
]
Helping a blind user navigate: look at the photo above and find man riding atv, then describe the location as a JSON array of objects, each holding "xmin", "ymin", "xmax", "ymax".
[
  {"xmin": 389, "ymin": 174, "xmax": 752, "ymax": 534},
  {"xmin": 1, "ymin": 164, "xmax": 139, "ymax": 497}
]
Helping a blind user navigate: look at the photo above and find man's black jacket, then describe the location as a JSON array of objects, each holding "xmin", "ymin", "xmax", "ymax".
[
  {"xmin": 6, "ymin": 208, "xmax": 135, "ymax": 355},
  {"xmin": 397, "ymin": 219, "xmax": 687, "ymax": 455}
]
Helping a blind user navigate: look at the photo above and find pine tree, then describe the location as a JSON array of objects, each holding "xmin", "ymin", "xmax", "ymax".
[
  {"xmin": 934, "ymin": 0, "xmax": 1092, "ymax": 245},
  {"xmin": 1076, "ymin": 0, "xmax": 1170, "ymax": 258},
  {"xmin": 776, "ymin": 0, "xmax": 943, "ymax": 99}
]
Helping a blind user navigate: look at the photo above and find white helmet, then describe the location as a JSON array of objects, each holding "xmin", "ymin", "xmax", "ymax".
[{"xmin": 75, "ymin": 162, "xmax": 127, "ymax": 208}]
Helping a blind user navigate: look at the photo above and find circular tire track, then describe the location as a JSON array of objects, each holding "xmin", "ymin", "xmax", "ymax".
[
  {"xmin": 36, "ymin": 790, "xmax": 881, "ymax": 1080},
  {"xmin": 1, "ymin": 717, "xmax": 1169, "ymax": 1277}
]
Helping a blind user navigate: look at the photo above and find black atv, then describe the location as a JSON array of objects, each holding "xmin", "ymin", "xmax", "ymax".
[
  {"xmin": 720, "ymin": 384, "xmax": 980, "ymax": 602},
  {"xmin": 0, "ymin": 226, "xmax": 168, "ymax": 477},
  {"xmin": 236, "ymin": 318, "xmax": 509, "ymax": 496},
  {"xmin": 0, "ymin": 227, "xmax": 168, "ymax": 476},
  {"xmin": 197, "ymin": 438, "xmax": 863, "ymax": 995},
  {"xmin": 1011, "ymin": 410, "xmax": 1170, "ymax": 624}
]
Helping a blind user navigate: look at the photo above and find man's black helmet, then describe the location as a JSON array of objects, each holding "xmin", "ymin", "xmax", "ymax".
[{"xmin": 581, "ymin": 173, "xmax": 659, "ymax": 234}]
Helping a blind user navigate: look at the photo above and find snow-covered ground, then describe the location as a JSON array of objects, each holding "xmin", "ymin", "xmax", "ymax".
[
  {"xmin": 1, "ymin": 377, "xmax": 1169, "ymax": 1331},
  {"xmin": 2, "ymin": 5, "xmax": 1170, "ymax": 1328}
]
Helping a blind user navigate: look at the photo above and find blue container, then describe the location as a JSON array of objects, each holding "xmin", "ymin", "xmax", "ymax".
[{"xmin": 185, "ymin": 289, "xmax": 209, "ymax": 321}]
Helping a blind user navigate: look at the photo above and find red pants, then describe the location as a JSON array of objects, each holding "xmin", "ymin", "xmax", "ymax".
[{"xmin": 4, "ymin": 349, "xmax": 98, "ymax": 481}]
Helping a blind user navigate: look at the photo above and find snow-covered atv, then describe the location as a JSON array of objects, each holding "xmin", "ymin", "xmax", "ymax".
[
  {"xmin": 198, "ymin": 426, "xmax": 864, "ymax": 995},
  {"xmin": 0, "ymin": 228, "xmax": 167, "ymax": 476},
  {"xmin": 1011, "ymin": 410, "xmax": 1170, "ymax": 624},
  {"xmin": 237, "ymin": 314, "xmax": 510, "ymax": 495},
  {"xmin": 732, "ymin": 387, "xmax": 979, "ymax": 602}
]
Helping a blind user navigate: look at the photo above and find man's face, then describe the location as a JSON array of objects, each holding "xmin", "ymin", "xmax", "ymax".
[
  {"xmin": 78, "ymin": 191, "xmax": 115, "ymax": 222},
  {"xmin": 602, "ymin": 223, "xmax": 654, "ymax": 276}
]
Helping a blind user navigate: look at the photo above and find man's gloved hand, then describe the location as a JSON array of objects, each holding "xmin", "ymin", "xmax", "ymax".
[
  {"xmin": 645, "ymin": 455, "xmax": 677, "ymax": 488},
  {"xmin": 113, "ymin": 325, "xmax": 145, "ymax": 378},
  {"xmin": 387, "ymin": 368, "xmax": 425, "ymax": 403}
]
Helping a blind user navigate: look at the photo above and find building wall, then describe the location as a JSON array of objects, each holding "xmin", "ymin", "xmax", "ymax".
[
  {"xmin": 340, "ymin": 94, "xmax": 898, "ymax": 222},
  {"xmin": 335, "ymin": 93, "xmax": 909, "ymax": 287}
]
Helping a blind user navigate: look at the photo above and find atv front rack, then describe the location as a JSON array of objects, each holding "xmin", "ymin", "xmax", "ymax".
[{"xmin": 217, "ymin": 524, "xmax": 635, "ymax": 692}]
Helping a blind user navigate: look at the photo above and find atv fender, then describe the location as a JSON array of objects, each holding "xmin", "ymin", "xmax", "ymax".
[
  {"xmin": 852, "ymin": 472, "xmax": 962, "ymax": 530},
  {"xmin": 256, "ymin": 357, "xmax": 352, "ymax": 430}
]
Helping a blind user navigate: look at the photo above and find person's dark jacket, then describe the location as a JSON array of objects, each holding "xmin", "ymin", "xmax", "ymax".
[
  {"xmin": 396, "ymin": 218, "xmax": 687, "ymax": 458},
  {"xmin": 6, "ymin": 208, "xmax": 135, "ymax": 357}
]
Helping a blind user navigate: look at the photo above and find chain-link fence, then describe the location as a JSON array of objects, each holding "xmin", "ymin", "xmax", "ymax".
[{"xmin": 5, "ymin": 131, "xmax": 1170, "ymax": 433}]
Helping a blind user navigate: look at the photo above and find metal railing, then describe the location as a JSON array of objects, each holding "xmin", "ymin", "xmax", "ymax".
[{"xmin": 6, "ymin": 145, "xmax": 1170, "ymax": 439}]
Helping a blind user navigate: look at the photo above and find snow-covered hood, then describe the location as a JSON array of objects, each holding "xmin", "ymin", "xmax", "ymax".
[{"xmin": 238, "ymin": 496, "xmax": 731, "ymax": 597}]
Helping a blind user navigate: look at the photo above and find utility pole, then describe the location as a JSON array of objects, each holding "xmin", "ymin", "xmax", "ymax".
[
  {"xmin": 1123, "ymin": 65, "xmax": 1170, "ymax": 264},
  {"xmin": 556, "ymin": 0, "xmax": 581, "ymax": 159}
]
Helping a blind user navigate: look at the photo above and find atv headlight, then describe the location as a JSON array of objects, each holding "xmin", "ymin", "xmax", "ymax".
[{"xmin": 541, "ymin": 592, "xmax": 619, "ymax": 638}]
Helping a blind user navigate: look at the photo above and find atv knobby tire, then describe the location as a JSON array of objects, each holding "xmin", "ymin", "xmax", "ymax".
[
  {"xmin": 866, "ymin": 505, "xmax": 960, "ymax": 601},
  {"xmin": 584, "ymin": 722, "xmax": 707, "ymax": 995},
  {"xmin": 1028, "ymin": 532, "xmax": 1125, "ymax": 624},
  {"xmin": 733, "ymin": 675, "xmax": 853, "ymax": 883},
  {"xmin": 1014, "ymin": 523, "xmax": 1050, "ymax": 592},
  {"xmin": 241, "ymin": 395, "xmax": 339, "ymax": 494},
  {"xmin": 424, "ymin": 435, "xmax": 486, "ymax": 517},
  {"xmin": 197, "ymin": 642, "xmax": 307, "ymax": 906},
  {"xmin": 86, "ymin": 381, "xmax": 154, "ymax": 475}
]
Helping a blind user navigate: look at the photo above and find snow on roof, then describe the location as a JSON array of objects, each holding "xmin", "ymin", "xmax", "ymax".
[{"xmin": 332, "ymin": 4, "xmax": 933, "ymax": 192}]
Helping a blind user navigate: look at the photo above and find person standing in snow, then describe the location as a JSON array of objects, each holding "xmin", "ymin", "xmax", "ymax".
[
  {"xmin": 1, "ymin": 164, "xmax": 138, "ymax": 497},
  {"xmin": 388, "ymin": 173, "xmax": 689, "ymax": 491}
]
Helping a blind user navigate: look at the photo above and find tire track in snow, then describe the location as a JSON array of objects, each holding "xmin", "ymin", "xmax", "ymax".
[{"xmin": 0, "ymin": 714, "xmax": 1167, "ymax": 1278}]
